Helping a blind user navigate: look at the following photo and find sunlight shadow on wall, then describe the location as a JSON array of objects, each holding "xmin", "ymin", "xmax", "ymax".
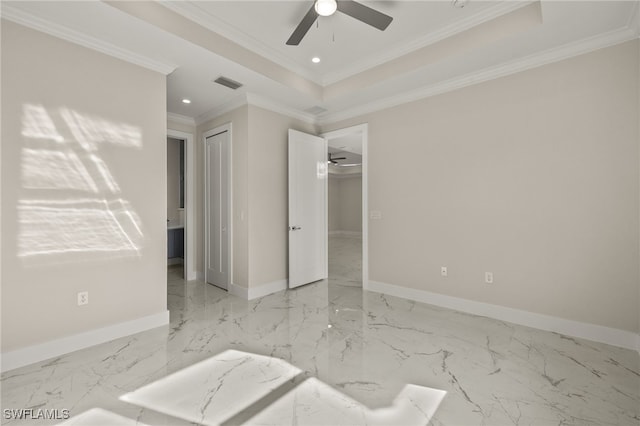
[
  {"xmin": 18, "ymin": 104, "xmax": 145, "ymax": 266},
  {"xmin": 18, "ymin": 198, "xmax": 143, "ymax": 264},
  {"xmin": 60, "ymin": 107, "xmax": 141, "ymax": 151},
  {"xmin": 21, "ymin": 104, "xmax": 65, "ymax": 143}
]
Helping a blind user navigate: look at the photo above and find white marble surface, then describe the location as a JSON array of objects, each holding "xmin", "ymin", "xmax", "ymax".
[
  {"xmin": 328, "ymin": 235, "xmax": 362, "ymax": 284},
  {"xmin": 120, "ymin": 350, "xmax": 301, "ymax": 425},
  {"xmin": 1, "ymin": 256, "xmax": 639, "ymax": 425},
  {"xmin": 59, "ymin": 408, "xmax": 147, "ymax": 426},
  {"xmin": 248, "ymin": 378, "xmax": 446, "ymax": 426}
]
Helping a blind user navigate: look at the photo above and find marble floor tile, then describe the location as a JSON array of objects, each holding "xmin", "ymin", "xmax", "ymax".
[
  {"xmin": 121, "ymin": 350, "xmax": 302, "ymax": 425},
  {"xmin": 59, "ymin": 408, "xmax": 148, "ymax": 426},
  {"xmin": 328, "ymin": 235, "xmax": 362, "ymax": 284},
  {"xmin": 1, "ymin": 244, "xmax": 639, "ymax": 426},
  {"xmin": 247, "ymin": 378, "xmax": 446, "ymax": 426}
]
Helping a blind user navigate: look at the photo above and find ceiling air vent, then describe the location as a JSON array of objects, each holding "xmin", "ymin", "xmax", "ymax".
[
  {"xmin": 305, "ymin": 105, "xmax": 328, "ymax": 115},
  {"xmin": 213, "ymin": 76, "xmax": 243, "ymax": 90}
]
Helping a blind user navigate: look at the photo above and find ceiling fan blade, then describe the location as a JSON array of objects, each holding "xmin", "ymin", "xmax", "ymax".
[
  {"xmin": 286, "ymin": 4, "xmax": 318, "ymax": 45},
  {"xmin": 336, "ymin": 0, "xmax": 393, "ymax": 31}
]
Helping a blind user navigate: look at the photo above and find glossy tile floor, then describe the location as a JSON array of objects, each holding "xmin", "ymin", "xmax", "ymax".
[
  {"xmin": 2, "ymin": 236, "xmax": 639, "ymax": 425},
  {"xmin": 328, "ymin": 234, "xmax": 363, "ymax": 284}
]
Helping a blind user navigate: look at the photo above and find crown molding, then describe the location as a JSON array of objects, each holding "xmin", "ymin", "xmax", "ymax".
[
  {"xmin": 195, "ymin": 95, "xmax": 249, "ymax": 126},
  {"xmin": 321, "ymin": 0, "xmax": 536, "ymax": 85},
  {"xmin": 167, "ymin": 112, "xmax": 196, "ymax": 126},
  {"xmin": 159, "ymin": 1, "xmax": 323, "ymax": 86},
  {"xmin": 1, "ymin": 4, "xmax": 177, "ymax": 75},
  {"xmin": 196, "ymin": 22, "xmax": 637, "ymax": 129},
  {"xmin": 318, "ymin": 25, "xmax": 638, "ymax": 126},
  {"xmin": 196, "ymin": 93, "xmax": 317, "ymax": 127},
  {"xmin": 245, "ymin": 93, "xmax": 317, "ymax": 125},
  {"xmin": 627, "ymin": 0, "xmax": 640, "ymax": 37}
]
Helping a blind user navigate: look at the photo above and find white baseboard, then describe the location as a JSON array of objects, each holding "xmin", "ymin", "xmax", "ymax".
[
  {"xmin": 248, "ymin": 279, "xmax": 288, "ymax": 300},
  {"xmin": 1, "ymin": 310, "xmax": 170, "ymax": 373},
  {"xmin": 367, "ymin": 280, "xmax": 639, "ymax": 352},
  {"xmin": 227, "ymin": 280, "xmax": 288, "ymax": 300},
  {"xmin": 228, "ymin": 282, "xmax": 248, "ymax": 299},
  {"xmin": 196, "ymin": 271, "xmax": 205, "ymax": 281},
  {"xmin": 329, "ymin": 231, "xmax": 363, "ymax": 238}
]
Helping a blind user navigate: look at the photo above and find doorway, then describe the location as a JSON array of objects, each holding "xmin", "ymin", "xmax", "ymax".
[
  {"xmin": 204, "ymin": 124, "xmax": 232, "ymax": 290},
  {"xmin": 167, "ymin": 129, "xmax": 195, "ymax": 281},
  {"xmin": 322, "ymin": 124, "xmax": 368, "ymax": 287}
]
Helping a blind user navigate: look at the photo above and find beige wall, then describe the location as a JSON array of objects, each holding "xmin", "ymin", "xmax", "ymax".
[
  {"xmin": 247, "ymin": 106, "xmax": 316, "ymax": 287},
  {"xmin": 197, "ymin": 106, "xmax": 249, "ymax": 287},
  {"xmin": 339, "ymin": 176, "xmax": 362, "ymax": 233},
  {"xmin": 328, "ymin": 175, "xmax": 362, "ymax": 234},
  {"xmin": 167, "ymin": 138, "xmax": 181, "ymax": 223},
  {"xmin": 328, "ymin": 178, "xmax": 340, "ymax": 232},
  {"xmin": 167, "ymin": 119, "xmax": 196, "ymax": 136},
  {"xmin": 196, "ymin": 105, "xmax": 316, "ymax": 289},
  {"xmin": 323, "ymin": 40, "xmax": 640, "ymax": 333},
  {"xmin": 1, "ymin": 21, "xmax": 167, "ymax": 351}
]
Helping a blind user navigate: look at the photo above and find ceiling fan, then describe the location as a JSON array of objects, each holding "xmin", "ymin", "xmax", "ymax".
[
  {"xmin": 287, "ymin": 0, "xmax": 393, "ymax": 46},
  {"xmin": 328, "ymin": 153, "xmax": 347, "ymax": 164}
]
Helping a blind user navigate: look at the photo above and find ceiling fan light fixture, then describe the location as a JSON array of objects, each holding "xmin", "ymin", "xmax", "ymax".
[
  {"xmin": 314, "ymin": 0, "xmax": 337, "ymax": 17},
  {"xmin": 452, "ymin": 0, "xmax": 469, "ymax": 8}
]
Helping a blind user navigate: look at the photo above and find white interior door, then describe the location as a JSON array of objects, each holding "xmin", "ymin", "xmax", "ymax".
[
  {"xmin": 288, "ymin": 129, "xmax": 328, "ymax": 289},
  {"xmin": 205, "ymin": 128, "xmax": 230, "ymax": 290}
]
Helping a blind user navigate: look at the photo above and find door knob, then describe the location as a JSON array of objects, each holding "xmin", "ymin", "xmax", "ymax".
[{"xmin": 289, "ymin": 226, "xmax": 302, "ymax": 231}]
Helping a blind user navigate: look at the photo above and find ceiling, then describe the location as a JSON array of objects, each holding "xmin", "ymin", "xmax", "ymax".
[
  {"xmin": 328, "ymin": 147, "xmax": 362, "ymax": 166},
  {"xmin": 2, "ymin": 1, "xmax": 639, "ymax": 125}
]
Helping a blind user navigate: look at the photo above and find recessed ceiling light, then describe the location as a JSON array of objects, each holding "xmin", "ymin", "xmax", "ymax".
[
  {"xmin": 312, "ymin": 57, "xmax": 321, "ymax": 64},
  {"xmin": 182, "ymin": 99, "xmax": 191, "ymax": 104}
]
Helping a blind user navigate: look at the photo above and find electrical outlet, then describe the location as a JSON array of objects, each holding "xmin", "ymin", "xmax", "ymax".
[
  {"xmin": 441, "ymin": 266, "xmax": 448, "ymax": 277},
  {"xmin": 77, "ymin": 291, "xmax": 89, "ymax": 306},
  {"xmin": 485, "ymin": 272, "xmax": 494, "ymax": 284}
]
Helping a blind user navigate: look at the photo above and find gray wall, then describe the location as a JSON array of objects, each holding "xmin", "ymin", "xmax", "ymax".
[
  {"xmin": 1, "ymin": 21, "xmax": 167, "ymax": 351},
  {"xmin": 329, "ymin": 177, "xmax": 340, "ymax": 232},
  {"xmin": 329, "ymin": 175, "xmax": 362, "ymax": 234},
  {"xmin": 323, "ymin": 40, "xmax": 640, "ymax": 333}
]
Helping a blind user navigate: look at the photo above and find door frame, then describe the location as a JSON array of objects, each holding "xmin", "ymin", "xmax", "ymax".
[
  {"xmin": 203, "ymin": 123, "xmax": 233, "ymax": 288},
  {"xmin": 321, "ymin": 124, "xmax": 369, "ymax": 287},
  {"xmin": 167, "ymin": 129, "xmax": 196, "ymax": 281}
]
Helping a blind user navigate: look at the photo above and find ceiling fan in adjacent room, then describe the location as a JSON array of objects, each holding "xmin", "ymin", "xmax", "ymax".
[
  {"xmin": 287, "ymin": 0, "xmax": 394, "ymax": 46},
  {"xmin": 328, "ymin": 153, "xmax": 347, "ymax": 164}
]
